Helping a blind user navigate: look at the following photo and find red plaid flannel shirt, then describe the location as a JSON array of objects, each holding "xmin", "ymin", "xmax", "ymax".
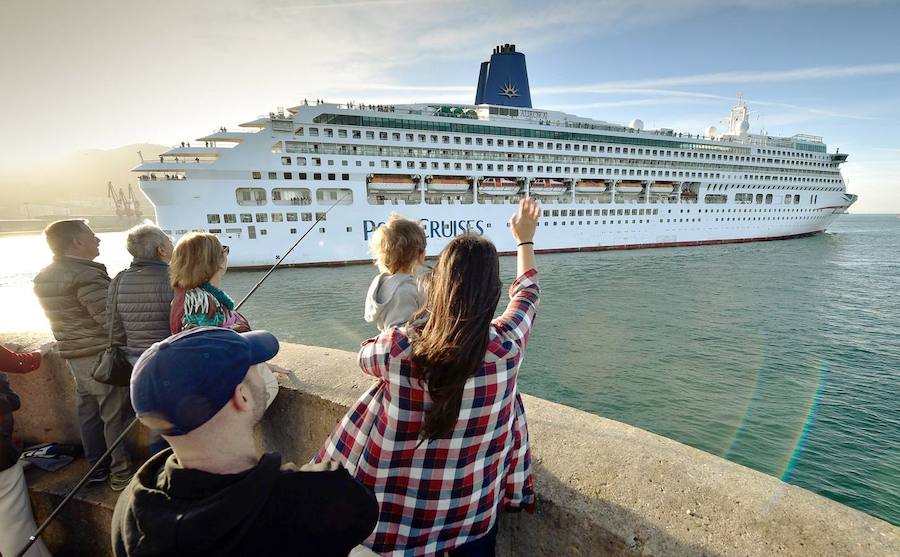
[{"xmin": 315, "ymin": 269, "xmax": 539, "ymax": 556}]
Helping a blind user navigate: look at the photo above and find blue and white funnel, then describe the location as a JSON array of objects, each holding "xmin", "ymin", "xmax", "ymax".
[{"xmin": 474, "ymin": 44, "xmax": 533, "ymax": 108}]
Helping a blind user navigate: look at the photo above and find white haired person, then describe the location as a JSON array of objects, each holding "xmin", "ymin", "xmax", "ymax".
[
  {"xmin": 106, "ymin": 222, "xmax": 175, "ymax": 455},
  {"xmin": 108, "ymin": 222, "xmax": 175, "ymax": 359}
]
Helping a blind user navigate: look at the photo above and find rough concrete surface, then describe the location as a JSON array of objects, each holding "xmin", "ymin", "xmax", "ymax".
[
  {"xmin": 3, "ymin": 333, "xmax": 898, "ymax": 556},
  {"xmin": 25, "ymin": 459, "xmax": 119, "ymax": 557},
  {"xmin": 3, "ymin": 332, "xmax": 81, "ymax": 447}
]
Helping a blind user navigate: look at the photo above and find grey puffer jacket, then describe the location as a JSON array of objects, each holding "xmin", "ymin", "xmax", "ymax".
[
  {"xmin": 33, "ymin": 256, "xmax": 112, "ymax": 359},
  {"xmin": 364, "ymin": 273, "xmax": 425, "ymax": 331},
  {"xmin": 107, "ymin": 258, "xmax": 174, "ymax": 357}
]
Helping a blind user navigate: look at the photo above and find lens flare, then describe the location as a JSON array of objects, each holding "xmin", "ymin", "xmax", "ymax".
[{"xmin": 781, "ymin": 362, "xmax": 828, "ymax": 483}]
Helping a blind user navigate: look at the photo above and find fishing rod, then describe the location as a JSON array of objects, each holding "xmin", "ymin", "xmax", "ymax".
[
  {"xmin": 235, "ymin": 190, "xmax": 352, "ymax": 309},
  {"xmin": 16, "ymin": 191, "xmax": 353, "ymax": 557}
]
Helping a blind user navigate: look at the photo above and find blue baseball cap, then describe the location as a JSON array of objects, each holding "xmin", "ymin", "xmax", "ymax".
[{"xmin": 131, "ymin": 327, "xmax": 279, "ymax": 436}]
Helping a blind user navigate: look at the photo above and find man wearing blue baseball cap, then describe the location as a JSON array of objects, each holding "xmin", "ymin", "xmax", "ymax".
[{"xmin": 111, "ymin": 327, "xmax": 378, "ymax": 556}]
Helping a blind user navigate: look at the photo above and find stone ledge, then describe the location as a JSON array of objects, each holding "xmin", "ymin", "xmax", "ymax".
[
  {"xmin": 24, "ymin": 459, "xmax": 119, "ymax": 556},
  {"xmin": 5, "ymin": 333, "xmax": 899, "ymax": 556}
]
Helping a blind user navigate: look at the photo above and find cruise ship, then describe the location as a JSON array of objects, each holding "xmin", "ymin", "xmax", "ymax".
[{"xmin": 134, "ymin": 44, "xmax": 857, "ymax": 268}]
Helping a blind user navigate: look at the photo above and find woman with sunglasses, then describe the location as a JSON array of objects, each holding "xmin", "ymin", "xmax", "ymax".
[{"xmin": 168, "ymin": 233, "xmax": 250, "ymax": 334}]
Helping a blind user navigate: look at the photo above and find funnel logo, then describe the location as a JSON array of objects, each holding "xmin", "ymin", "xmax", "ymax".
[{"xmin": 499, "ymin": 81, "xmax": 519, "ymax": 98}]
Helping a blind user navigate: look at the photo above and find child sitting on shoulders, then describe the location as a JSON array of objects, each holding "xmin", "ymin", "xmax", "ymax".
[{"xmin": 364, "ymin": 214, "xmax": 426, "ymax": 331}]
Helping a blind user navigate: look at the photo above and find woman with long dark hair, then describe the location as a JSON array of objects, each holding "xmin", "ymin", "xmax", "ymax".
[{"xmin": 316, "ymin": 198, "xmax": 541, "ymax": 556}]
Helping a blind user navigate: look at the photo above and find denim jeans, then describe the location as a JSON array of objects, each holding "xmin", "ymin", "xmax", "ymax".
[{"xmin": 66, "ymin": 355, "xmax": 134, "ymax": 478}]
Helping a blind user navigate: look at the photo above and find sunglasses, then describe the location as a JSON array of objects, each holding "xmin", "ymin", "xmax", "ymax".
[{"xmin": 222, "ymin": 245, "xmax": 230, "ymax": 256}]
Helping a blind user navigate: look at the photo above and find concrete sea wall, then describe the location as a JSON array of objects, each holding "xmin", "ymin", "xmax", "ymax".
[{"xmin": 3, "ymin": 332, "xmax": 898, "ymax": 556}]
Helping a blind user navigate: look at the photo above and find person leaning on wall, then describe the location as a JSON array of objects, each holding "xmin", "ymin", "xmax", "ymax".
[
  {"xmin": 111, "ymin": 327, "xmax": 378, "ymax": 557},
  {"xmin": 32, "ymin": 219, "xmax": 134, "ymax": 492},
  {"xmin": 106, "ymin": 222, "xmax": 175, "ymax": 455},
  {"xmin": 0, "ymin": 345, "xmax": 53, "ymax": 557},
  {"xmin": 168, "ymin": 232, "xmax": 250, "ymax": 334}
]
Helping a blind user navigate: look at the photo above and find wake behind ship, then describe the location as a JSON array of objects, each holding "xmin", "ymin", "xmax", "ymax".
[{"xmin": 134, "ymin": 44, "xmax": 857, "ymax": 268}]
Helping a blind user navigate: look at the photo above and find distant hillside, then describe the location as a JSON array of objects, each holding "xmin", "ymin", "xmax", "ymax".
[{"xmin": 0, "ymin": 144, "xmax": 169, "ymax": 218}]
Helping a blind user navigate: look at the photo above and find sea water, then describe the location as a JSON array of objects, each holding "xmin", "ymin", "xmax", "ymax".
[{"xmin": 1, "ymin": 214, "xmax": 897, "ymax": 525}]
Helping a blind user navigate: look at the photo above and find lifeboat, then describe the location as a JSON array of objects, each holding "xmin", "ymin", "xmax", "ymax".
[
  {"xmin": 479, "ymin": 177, "xmax": 520, "ymax": 195},
  {"xmin": 615, "ymin": 181, "xmax": 644, "ymax": 194},
  {"xmin": 367, "ymin": 175, "xmax": 417, "ymax": 193},
  {"xmin": 649, "ymin": 181, "xmax": 675, "ymax": 194},
  {"xmin": 574, "ymin": 180, "xmax": 608, "ymax": 193},
  {"xmin": 427, "ymin": 177, "xmax": 470, "ymax": 193},
  {"xmin": 529, "ymin": 178, "xmax": 567, "ymax": 195}
]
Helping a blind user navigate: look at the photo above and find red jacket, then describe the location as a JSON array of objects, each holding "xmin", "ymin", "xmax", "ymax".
[{"xmin": 0, "ymin": 345, "xmax": 42, "ymax": 374}]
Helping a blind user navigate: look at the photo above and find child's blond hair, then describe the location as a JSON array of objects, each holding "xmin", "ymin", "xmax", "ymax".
[{"xmin": 370, "ymin": 213, "xmax": 426, "ymax": 273}]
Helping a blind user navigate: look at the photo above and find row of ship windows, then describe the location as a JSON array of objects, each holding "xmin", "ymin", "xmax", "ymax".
[
  {"xmin": 253, "ymin": 171, "xmax": 351, "ymax": 180},
  {"xmin": 272, "ymin": 144, "xmax": 840, "ymax": 181},
  {"xmin": 206, "ymin": 212, "xmax": 327, "ymax": 224},
  {"xmin": 259, "ymin": 162, "xmax": 841, "ymax": 187},
  {"xmin": 294, "ymin": 128, "xmax": 829, "ymax": 164},
  {"xmin": 529, "ymin": 214, "xmax": 827, "ymax": 226},
  {"xmin": 282, "ymin": 135, "xmax": 833, "ymax": 168},
  {"xmin": 540, "ymin": 205, "xmax": 818, "ymax": 218},
  {"xmin": 279, "ymin": 151, "xmax": 838, "ymax": 181},
  {"xmin": 237, "ymin": 187, "xmax": 349, "ymax": 206},
  {"xmin": 185, "ymin": 212, "xmax": 827, "ymax": 239},
  {"xmin": 301, "ymin": 118, "xmax": 829, "ymax": 158},
  {"xmin": 234, "ymin": 188, "xmax": 813, "ymax": 207},
  {"xmin": 169, "ymin": 227, "xmax": 335, "ymax": 237},
  {"xmin": 212, "ymin": 204, "xmax": 820, "ymax": 227},
  {"xmin": 175, "ymin": 222, "xmax": 502, "ymax": 237},
  {"xmin": 308, "ymin": 114, "xmax": 752, "ymax": 154}
]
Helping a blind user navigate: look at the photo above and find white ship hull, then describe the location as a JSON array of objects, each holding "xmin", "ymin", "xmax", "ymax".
[
  {"xmin": 134, "ymin": 46, "xmax": 856, "ymax": 268},
  {"xmin": 141, "ymin": 176, "xmax": 852, "ymax": 268}
]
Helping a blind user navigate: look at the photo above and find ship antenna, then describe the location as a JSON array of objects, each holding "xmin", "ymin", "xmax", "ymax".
[{"xmin": 14, "ymin": 190, "xmax": 353, "ymax": 557}]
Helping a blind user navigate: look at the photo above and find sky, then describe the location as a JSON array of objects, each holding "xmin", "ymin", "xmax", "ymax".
[{"xmin": 1, "ymin": 0, "xmax": 899, "ymax": 212}]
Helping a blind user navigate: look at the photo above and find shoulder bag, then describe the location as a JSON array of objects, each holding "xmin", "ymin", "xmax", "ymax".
[{"xmin": 92, "ymin": 271, "xmax": 133, "ymax": 387}]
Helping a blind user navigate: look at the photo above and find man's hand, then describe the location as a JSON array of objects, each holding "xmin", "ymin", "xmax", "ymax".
[
  {"xmin": 267, "ymin": 363, "xmax": 291, "ymax": 375},
  {"xmin": 38, "ymin": 343, "xmax": 55, "ymax": 359}
]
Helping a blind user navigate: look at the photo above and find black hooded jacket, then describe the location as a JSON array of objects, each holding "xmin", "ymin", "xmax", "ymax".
[{"xmin": 111, "ymin": 449, "xmax": 378, "ymax": 557}]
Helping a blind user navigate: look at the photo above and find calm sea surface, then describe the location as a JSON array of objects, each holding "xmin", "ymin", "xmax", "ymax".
[{"xmin": 1, "ymin": 214, "xmax": 898, "ymax": 525}]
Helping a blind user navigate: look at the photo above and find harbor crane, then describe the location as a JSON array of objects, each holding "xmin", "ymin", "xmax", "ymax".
[{"xmin": 107, "ymin": 181, "xmax": 142, "ymax": 219}]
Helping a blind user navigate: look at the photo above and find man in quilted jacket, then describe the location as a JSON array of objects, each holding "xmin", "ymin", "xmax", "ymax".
[
  {"xmin": 33, "ymin": 219, "xmax": 134, "ymax": 491},
  {"xmin": 106, "ymin": 222, "xmax": 174, "ymax": 455}
]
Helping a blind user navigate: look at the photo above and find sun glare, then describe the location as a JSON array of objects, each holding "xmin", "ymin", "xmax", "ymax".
[{"xmin": 0, "ymin": 231, "xmax": 131, "ymax": 333}]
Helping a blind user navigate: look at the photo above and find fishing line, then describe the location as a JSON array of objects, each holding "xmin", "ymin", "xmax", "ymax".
[{"xmin": 16, "ymin": 191, "xmax": 352, "ymax": 557}]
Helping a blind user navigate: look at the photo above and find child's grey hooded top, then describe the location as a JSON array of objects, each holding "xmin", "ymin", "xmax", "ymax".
[{"xmin": 364, "ymin": 273, "xmax": 425, "ymax": 331}]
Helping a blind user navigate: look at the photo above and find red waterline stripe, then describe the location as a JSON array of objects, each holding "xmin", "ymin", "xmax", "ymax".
[
  {"xmin": 497, "ymin": 230, "xmax": 827, "ymax": 257},
  {"xmin": 231, "ymin": 229, "xmax": 825, "ymax": 270}
]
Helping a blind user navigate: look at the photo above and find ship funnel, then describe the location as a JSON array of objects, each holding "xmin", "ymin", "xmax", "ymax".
[{"xmin": 475, "ymin": 44, "xmax": 532, "ymax": 108}]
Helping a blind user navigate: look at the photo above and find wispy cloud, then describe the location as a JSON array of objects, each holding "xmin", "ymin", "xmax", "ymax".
[
  {"xmin": 336, "ymin": 83, "xmax": 877, "ymax": 123},
  {"xmin": 351, "ymin": 84, "xmax": 475, "ymax": 93},
  {"xmin": 544, "ymin": 97, "xmax": 708, "ymax": 111},
  {"xmin": 534, "ymin": 63, "xmax": 900, "ymax": 94},
  {"xmin": 288, "ymin": 0, "xmax": 451, "ymax": 8},
  {"xmin": 603, "ymin": 90, "xmax": 880, "ymax": 122},
  {"xmin": 330, "ymin": 59, "xmax": 894, "ymax": 121}
]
